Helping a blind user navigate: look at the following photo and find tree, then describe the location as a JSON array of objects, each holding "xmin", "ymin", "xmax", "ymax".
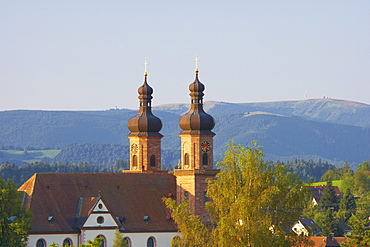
[
  {"xmin": 164, "ymin": 141, "xmax": 313, "ymax": 247},
  {"xmin": 337, "ymin": 188, "xmax": 356, "ymax": 222},
  {"xmin": 0, "ymin": 177, "xmax": 31, "ymax": 247},
  {"xmin": 319, "ymin": 209, "xmax": 343, "ymax": 237},
  {"xmin": 79, "ymin": 237, "xmax": 103, "ymax": 247},
  {"xmin": 340, "ymin": 214, "xmax": 370, "ymax": 247},
  {"xmin": 319, "ymin": 180, "xmax": 339, "ymax": 210},
  {"xmin": 353, "ymin": 160, "xmax": 370, "ymax": 196},
  {"xmin": 112, "ymin": 229, "xmax": 127, "ymax": 247}
]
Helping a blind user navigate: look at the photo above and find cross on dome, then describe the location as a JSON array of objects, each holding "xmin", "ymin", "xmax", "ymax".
[
  {"xmin": 143, "ymin": 58, "xmax": 149, "ymax": 76},
  {"xmin": 194, "ymin": 55, "xmax": 200, "ymax": 72}
]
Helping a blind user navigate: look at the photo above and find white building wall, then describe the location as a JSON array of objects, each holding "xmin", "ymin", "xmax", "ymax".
[
  {"xmin": 27, "ymin": 231, "xmax": 178, "ymax": 247},
  {"xmin": 83, "ymin": 213, "xmax": 117, "ymax": 227},
  {"xmin": 121, "ymin": 232, "xmax": 178, "ymax": 247},
  {"xmin": 27, "ymin": 233, "xmax": 79, "ymax": 247},
  {"xmin": 82, "ymin": 229, "xmax": 117, "ymax": 247}
]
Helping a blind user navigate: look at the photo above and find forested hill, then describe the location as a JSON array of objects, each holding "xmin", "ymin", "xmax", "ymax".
[
  {"xmin": 155, "ymin": 98, "xmax": 370, "ymax": 128},
  {"xmin": 0, "ymin": 98, "xmax": 369, "ymax": 166}
]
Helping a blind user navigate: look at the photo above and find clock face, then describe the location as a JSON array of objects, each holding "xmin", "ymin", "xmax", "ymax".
[
  {"xmin": 131, "ymin": 144, "xmax": 138, "ymax": 154},
  {"xmin": 201, "ymin": 141, "xmax": 211, "ymax": 152}
]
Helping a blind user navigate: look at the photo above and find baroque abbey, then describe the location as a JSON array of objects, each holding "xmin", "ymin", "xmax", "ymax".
[{"xmin": 19, "ymin": 64, "xmax": 218, "ymax": 247}]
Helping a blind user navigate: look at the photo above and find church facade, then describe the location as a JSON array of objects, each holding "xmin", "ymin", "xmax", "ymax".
[{"xmin": 19, "ymin": 66, "xmax": 218, "ymax": 247}]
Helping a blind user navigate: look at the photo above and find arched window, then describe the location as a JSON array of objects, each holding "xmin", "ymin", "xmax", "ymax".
[
  {"xmin": 123, "ymin": 237, "xmax": 131, "ymax": 247},
  {"xmin": 202, "ymin": 153, "xmax": 208, "ymax": 166},
  {"xmin": 133, "ymin": 155, "xmax": 137, "ymax": 167},
  {"xmin": 36, "ymin": 239, "xmax": 46, "ymax": 247},
  {"xmin": 184, "ymin": 153, "xmax": 189, "ymax": 167},
  {"xmin": 150, "ymin": 155, "xmax": 156, "ymax": 166},
  {"xmin": 147, "ymin": 237, "xmax": 156, "ymax": 247},
  {"xmin": 172, "ymin": 236, "xmax": 181, "ymax": 245},
  {"xmin": 97, "ymin": 235, "xmax": 106, "ymax": 247},
  {"xmin": 63, "ymin": 238, "xmax": 72, "ymax": 246}
]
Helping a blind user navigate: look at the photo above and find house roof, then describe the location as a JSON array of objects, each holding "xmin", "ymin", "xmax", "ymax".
[
  {"xmin": 299, "ymin": 218, "xmax": 321, "ymax": 235},
  {"xmin": 18, "ymin": 173, "xmax": 177, "ymax": 233},
  {"xmin": 306, "ymin": 185, "xmax": 340, "ymax": 203},
  {"xmin": 307, "ymin": 237, "xmax": 347, "ymax": 247}
]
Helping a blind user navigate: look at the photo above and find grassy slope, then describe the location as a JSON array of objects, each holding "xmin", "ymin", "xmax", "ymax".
[{"xmin": 309, "ymin": 180, "xmax": 343, "ymax": 190}]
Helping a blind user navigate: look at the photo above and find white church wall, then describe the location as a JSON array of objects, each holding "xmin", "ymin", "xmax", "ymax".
[
  {"xmin": 27, "ymin": 233, "xmax": 79, "ymax": 247},
  {"xmin": 121, "ymin": 232, "xmax": 178, "ymax": 247},
  {"xmin": 83, "ymin": 213, "xmax": 117, "ymax": 227},
  {"xmin": 27, "ymin": 230, "xmax": 178, "ymax": 247},
  {"xmin": 81, "ymin": 229, "xmax": 116, "ymax": 247}
]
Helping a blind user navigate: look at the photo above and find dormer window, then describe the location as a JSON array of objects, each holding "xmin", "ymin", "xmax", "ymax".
[
  {"xmin": 47, "ymin": 216, "xmax": 54, "ymax": 225},
  {"xmin": 143, "ymin": 216, "xmax": 150, "ymax": 224}
]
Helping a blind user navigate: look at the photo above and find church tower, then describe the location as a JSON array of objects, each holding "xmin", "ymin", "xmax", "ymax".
[
  {"xmin": 174, "ymin": 58, "xmax": 219, "ymax": 221},
  {"xmin": 127, "ymin": 61, "xmax": 163, "ymax": 172}
]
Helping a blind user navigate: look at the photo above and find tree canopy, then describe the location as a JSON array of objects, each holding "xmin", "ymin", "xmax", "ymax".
[
  {"xmin": 164, "ymin": 141, "xmax": 313, "ymax": 247},
  {"xmin": 0, "ymin": 177, "xmax": 31, "ymax": 247}
]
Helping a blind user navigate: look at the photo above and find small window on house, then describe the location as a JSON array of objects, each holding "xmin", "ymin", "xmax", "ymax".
[
  {"xmin": 63, "ymin": 238, "xmax": 72, "ymax": 246},
  {"xmin": 147, "ymin": 237, "xmax": 156, "ymax": 247},
  {"xmin": 36, "ymin": 239, "xmax": 46, "ymax": 247},
  {"xmin": 184, "ymin": 153, "xmax": 189, "ymax": 167},
  {"xmin": 97, "ymin": 235, "xmax": 106, "ymax": 247},
  {"xmin": 123, "ymin": 237, "xmax": 131, "ymax": 247},
  {"xmin": 184, "ymin": 191, "xmax": 189, "ymax": 201},
  {"xmin": 202, "ymin": 153, "xmax": 208, "ymax": 166},
  {"xmin": 97, "ymin": 216, "xmax": 104, "ymax": 224},
  {"xmin": 133, "ymin": 155, "xmax": 138, "ymax": 167},
  {"xmin": 150, "ymin": 155, "xmax": 156, "ymax": 166},
  {"xmin": 98, "ymin": 203, "xmax": 103, "ymax": 209}
]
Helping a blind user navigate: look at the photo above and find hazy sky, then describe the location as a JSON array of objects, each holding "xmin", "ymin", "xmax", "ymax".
[{"xmin": 1, "ymin": 1, "xmax": 369, "ymax": 110}]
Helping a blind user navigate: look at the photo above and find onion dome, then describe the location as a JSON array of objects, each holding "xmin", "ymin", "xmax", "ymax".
[
  {"xmin": 128, "ymin": 75, "xmax": 163, "ymax": 137},
  {"xmin": 179, "ymin": 70, "xmax": 215, "ymax": 135}
]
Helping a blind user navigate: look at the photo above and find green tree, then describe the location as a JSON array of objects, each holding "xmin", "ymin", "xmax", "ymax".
[
  {"xmin": 112, "ymin": 229, "xmax": 127, "ymax": 247},
  {"xmin": 340, "ymin": 214, "xmax": 370, "ymax": 247},
  {"xmin": 79, "ymin": 237, "xmax": 103, "ymax": 247},
  {"xmin": 353, "ymin": 160, "xmax": 370, "ymax": 196},
  {"xmin": 319, "ymin": 209, "xmax": 343, "ymax": 237},
  {"xmin": 164, "ymin": 141, "xmax": 313, "ymax": 247},
  {"xmin": 337, "ymin": 188, "xmax": 356, "ymax": 222},
  {"xmin": 0, "ymin": 177, "xmax": 32, "ymax": 247},
  {"xmin": 320, "ymin": 180, "xmax": 339, "ymax": 210}
]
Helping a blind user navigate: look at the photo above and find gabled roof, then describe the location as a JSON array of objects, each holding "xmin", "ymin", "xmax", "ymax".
[
  {"xmin": 306, "ymin": 185, "xmax": 340, "ymax": 203},
  {"xmin": 18, "ymin": 173, "xmax": 177, "ymax": 233},
  {"xmin": 299, "ymin": 218, "xmax": 321, "ymax": 235}
]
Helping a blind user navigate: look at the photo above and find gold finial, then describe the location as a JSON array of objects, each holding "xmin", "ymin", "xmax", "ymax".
[
  {"xmin": 143, "ymin": 58, "xmax": 149, "ymax": 76},
  {"xmin": 194, "ymin": 55, "xmax": 200, "ymax": 73}
]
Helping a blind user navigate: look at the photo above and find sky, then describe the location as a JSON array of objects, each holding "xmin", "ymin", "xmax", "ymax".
[{"xmin": 1, "ymin": 1, "xmax": 369, "ymax": 111}]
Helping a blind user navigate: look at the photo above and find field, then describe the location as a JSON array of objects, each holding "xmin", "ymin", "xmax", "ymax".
[
  {"xmin": 0, "ymin": 149, "xmax": 60, "ymax": 163},
  {"xmin": 309, "ymin": 180, "xmax": 343, "ymax": 190}
]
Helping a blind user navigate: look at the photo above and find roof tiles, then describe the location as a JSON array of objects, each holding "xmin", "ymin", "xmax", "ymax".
[{"xmin": 18, "ymin": 173, "xmax": 177, "ymax": 233}]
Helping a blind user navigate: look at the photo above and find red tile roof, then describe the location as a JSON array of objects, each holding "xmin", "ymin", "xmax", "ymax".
[
  {"xmin": 18, "ymin": 173, "xmax": 177, "ymax": 233},
  {"xmin": 305, "ymin": 237, "xmax": 347, "ymax": 247},
  {"xmin": 306, "ymin": 185, "xmax": 341, "ymax": 203}
]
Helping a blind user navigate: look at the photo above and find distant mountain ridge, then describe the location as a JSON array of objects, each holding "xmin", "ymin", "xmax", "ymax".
[
  {"xmin": 155, "ymin": 98, "xmax": 370, "ymax": 128},
  {"xmin": 0, "ymin": 98, "xmax": 369, "ymax": 166}
]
